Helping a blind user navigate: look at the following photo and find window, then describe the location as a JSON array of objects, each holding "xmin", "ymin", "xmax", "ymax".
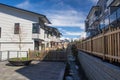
[
  {"xmin": 47, "ymin": 34, "xmax": 49, "ymax": 38},
  {"xmin": 14, "ymin": 23, "xmax": 20, "ymax": 34},
  {"xmin": 117, "ymin": 7, "xmax": 120, "ymax": 19},
  {"xmin": 100, "ymin": 20, "xmax": 105, "ymax": 29},
  {"xmin": 32, "ymin": 23, "xmax": 39, "ymax": 33},
  {"xmin": 0, "ymin": 28, "xmax": 1, "ymax": 38},
  {"xmin": 105, "ymin": 16, "xmax": 109, "ymax": 26}
]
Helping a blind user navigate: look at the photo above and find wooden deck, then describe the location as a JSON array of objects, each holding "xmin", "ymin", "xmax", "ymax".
[{"xmin": 0, "ymin": 61, "xmax": 66, "ymax": 80}]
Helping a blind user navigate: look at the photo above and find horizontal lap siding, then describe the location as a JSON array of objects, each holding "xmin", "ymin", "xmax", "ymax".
[
  {"xmin": 1, "ymin": 43, "xmax": 33, "ymax": 51},
  {"xmin": 0, "ymin": 6, "xmax": 39, "ymax": 51}
]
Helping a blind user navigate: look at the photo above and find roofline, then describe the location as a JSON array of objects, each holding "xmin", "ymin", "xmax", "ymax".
[
  {"xmin": 96, "ymin": 0, "xmax": 101, "ymax": 5},
  {"xmin": 86, "ymin": 6, "xmax": 99, "ymax": 19},
  {"xmin": 0, "ymin": 3, "xmax": 51, "ymax": 24},
  {"xmin": 46, "ymin": 26, "xmax": 61, "ymax": 34}
]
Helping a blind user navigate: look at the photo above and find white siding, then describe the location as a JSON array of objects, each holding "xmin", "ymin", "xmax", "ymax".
[
  {"xmin": 0, "ymin": 5, "xmax": 40, "ymax": 51},
  {"xmin": 39, "ymin": 28, "xmax": 45, "ymax": 40}
]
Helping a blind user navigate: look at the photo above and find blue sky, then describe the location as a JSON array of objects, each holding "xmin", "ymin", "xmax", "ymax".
[{"xmin": 0, "ymin": 0, "xmax": 98, "ymax": 40}]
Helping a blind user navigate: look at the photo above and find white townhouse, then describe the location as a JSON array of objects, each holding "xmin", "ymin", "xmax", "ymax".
[
  {"xmin": 43, "ymin": 26, "xmax": 61, "ymax": 50},
  {"xmin": 0, "ymin": 3, "xmax": 53, "ymax": 51}
]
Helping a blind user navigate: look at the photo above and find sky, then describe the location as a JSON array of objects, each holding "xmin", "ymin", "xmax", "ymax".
[{"xmin": 0, "ymin": 0, "xmax": 98, "ymax": 40}]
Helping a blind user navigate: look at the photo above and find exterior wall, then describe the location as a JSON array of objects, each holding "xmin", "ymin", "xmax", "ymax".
[
  {"xmin": 97, "ymin": 0, "xmax": 107, "ymax": 16},
  {"xmin": 40, "ymin": 28, "xmax": 45, "ymax": 40},
  {"xmin": 0, "ymin": 5, "xmax": 40, "ymax": 51},
  {"xmin": 44, "ymin": 33, "xmax": 50, "ymax": 49},
  {"xmin": 86, "ymin": 0, "xmax": 120, "ymax": 38},
  {"xmin": 0, "ymin": 4, "xmax": 61, "ymax": 51}
]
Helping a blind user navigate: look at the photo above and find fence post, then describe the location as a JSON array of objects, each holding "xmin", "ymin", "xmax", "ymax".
[
  {"xmin": 7, "ymin": 51, "xmax": 10, "ymax": 60},
  {"xmin": 90, "ymin": 38, "xmax": 93, "ymax": 54},
  {"xmin": 103, "ymin": 30, "xmax": 105, "ymax": 60},
  {"xmin": 28, "ymin": 49, "xmax": 30, "ymax": 58}
]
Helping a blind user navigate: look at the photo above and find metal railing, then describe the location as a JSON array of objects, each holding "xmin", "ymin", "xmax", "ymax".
[
  {"xmin": 109, "ymin": 7, "xmax": 120, "ymax": 24},
  {"xmin": 0, "ymin": 51, "xmax": 28, "ymax": 61}
]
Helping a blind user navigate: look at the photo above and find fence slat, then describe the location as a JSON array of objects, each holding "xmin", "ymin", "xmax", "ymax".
[{"xmin": 77, "ymin": 28, "xmax": 120, "ymax": 63}]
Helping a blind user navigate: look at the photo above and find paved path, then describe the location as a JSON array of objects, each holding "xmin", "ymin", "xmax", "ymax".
[{"xmin": 0, "ymin": 61, "xmax": 66, "ymax": 80}]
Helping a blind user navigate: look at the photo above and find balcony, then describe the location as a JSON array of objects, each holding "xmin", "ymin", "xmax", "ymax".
[
  {"xmin": 32, "ymin": 33, "xmax": 40, "ymax": 39},
  {"xmin": 110, "ymin": 0, "xmax": 120, "ymax": 6},
  {"xmin": 32, "ymin": 33, "xmax": 44, "ymax": 40},
  {"xmin": 117, "ymin": 7, "xmax": 120, "ymax": 20},
  {"xmin": 109, "ymin": 6, "xmax": 120, "ymax": 25},
  {"xmin": 87, "ymin": 6, "xmax": 100, "ymax": 26},
  {"xmin": 99, "ymin": 6, "xmax": 120, "ymax": 29},
  {"xmin": 107, "ymin": 0, "xmax": 114, "ymax": 7}
]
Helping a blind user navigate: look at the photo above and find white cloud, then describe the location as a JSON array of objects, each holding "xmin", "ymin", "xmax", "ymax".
[
  {"xmin": 16, "ymin": 0, "xmax": 87, "ymax": 39},
  {"xmin": 60, "ymin": 37, "xmax": 78, "ymax": 42},
  {"xmin": 60, "ymin": 37, "xmax": 71, "ymax": 40},
  {"xmin": 89, "ymin": 0, "xmax": 98, "ymax": 4},
  {"xmin": 46, "ymin": 10, "xmax": 85, "ymax": 30},
  {"xmin": 16, "ymin": 0, "xmax": 32, "ymax": 9},
  {"xmin": 16, "ymin": 0, "xmax": 86, "ymax": 30},
  {"xmin": 58, "ymin": 28, "xmax": 86, "ymax": 38}
]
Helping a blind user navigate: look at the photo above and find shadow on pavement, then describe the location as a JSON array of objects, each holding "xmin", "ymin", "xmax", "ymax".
[{"xmin": 15, "ymin": 61, "xmax": 66, "ymax": 80}]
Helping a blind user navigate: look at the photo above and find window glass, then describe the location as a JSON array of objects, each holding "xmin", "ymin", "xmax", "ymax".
[
  {"xmin": 110, "ymin": 11, "xmax": 117, "ymax": 23},
  {"xmin": 117, "ymin": 8, "xmax": 120, "ymax": 19},
  {"xmin": 100, "ymin": 20, "xmax": 105, "ymax": 29},
  {"xmin": 32, "ymin": 23, "xmax": 39, "ymax": 33},
  {"xmin": 14, "ymin": 23, "xmax": 20, "ymax": 34},
  {"xmin": 0, "ymin": 28, "xmax": 1, "ymax": 38},
  {"xmin": 105, "ymin": 16, "xmax": 109, "ymax": 26}
]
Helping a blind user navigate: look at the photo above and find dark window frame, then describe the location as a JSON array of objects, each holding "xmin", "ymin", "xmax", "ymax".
[
  {"xmin": 32, "ymin": 23, "xmax": 40, "ymax": 33},
  {"xmin": 14, "ymin": 23, "xmax": 20, "ymax": 34},
  {"xmin": 0, "ymin": 27, "xmax": 1, "ymax": 38}
]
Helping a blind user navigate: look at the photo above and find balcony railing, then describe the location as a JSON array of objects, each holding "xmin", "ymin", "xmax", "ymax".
[
  {"xmin": 89, "ymin": 16, "xmax": 99, "ymax": 27},
  {"xmin": 32, "ymin": 34, "xmax": 40, "ymax": 39},
  {"xmin": 109, "ymin": 7, "xmax": 120, "ymax": 24},
  {"xmin": 117, "ymin": 7, "xmax": 120, "ymax": 19}
]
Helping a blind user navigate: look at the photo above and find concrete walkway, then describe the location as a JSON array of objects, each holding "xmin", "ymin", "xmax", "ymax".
[{"xmin": 0, "ymin": 61, "xmax": 66, "ymax": 80}]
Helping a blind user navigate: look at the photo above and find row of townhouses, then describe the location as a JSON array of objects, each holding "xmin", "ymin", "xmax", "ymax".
[
  {"xmin": 85, "ymin": 0, "xmax": 120, "ymax": 38},
  {"xmin": 0, "ymin": 3, "xmax": 61, "ymax": 51}
]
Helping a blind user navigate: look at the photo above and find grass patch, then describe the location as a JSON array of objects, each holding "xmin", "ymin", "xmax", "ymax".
[{"xmin": 9, "ymin": 57, "xmax": 31, "ymax": 61}]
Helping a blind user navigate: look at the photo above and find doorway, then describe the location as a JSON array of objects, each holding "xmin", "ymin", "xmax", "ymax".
[{"xmin": 34, "ymin": 41, "xmax": 39, "ymax": 50}]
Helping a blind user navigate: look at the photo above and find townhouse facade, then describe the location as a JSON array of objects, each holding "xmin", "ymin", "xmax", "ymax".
[
  {"xmin": 0, "ymin": 3, "xmax": 61, "ymax": 51},
  {"xmin": 85, "ymin": 0, "xmax": 120, "ymax": 38}
]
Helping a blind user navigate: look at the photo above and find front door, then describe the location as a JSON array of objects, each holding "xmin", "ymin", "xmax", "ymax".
[
  {"xmin": 41, "ymin": 44, "xmax": 45, "ymax": 51},
  {"xmin": 34, "ymin": 41, "xmax": 39, "ymax": 50}
]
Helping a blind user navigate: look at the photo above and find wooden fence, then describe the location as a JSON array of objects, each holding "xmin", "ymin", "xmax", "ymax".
[
  {"xmin": 77, "ymin": 27, "xmax": 120, "ymax": 63},
  {"xmin": 29, "ymin": 50, "xmax": 67, "ymax": 62}
]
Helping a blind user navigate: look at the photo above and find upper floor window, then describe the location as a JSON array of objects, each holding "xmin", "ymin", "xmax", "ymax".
[
  {"xmin": 47, "ymin": 34, "xmax": 49, "ymax": 38},
  {"xmin": 14, "ymin": 23, "xmax": 20, "ymax": 34},
  {"xmin": 100, "ymin": 20, "xmax": 105, "ymax": 29},
  {"xmin": 32, "ymin": 23, "xmax": 40, "ymax": 33},
  {"xmin": 0, "ymin": 27, "xmax": 1, "ymax": 38}
]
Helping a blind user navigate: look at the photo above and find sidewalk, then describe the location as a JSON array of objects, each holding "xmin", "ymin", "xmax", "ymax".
[{"xmin": 0, "ymin": 61, "xmax": 66, "ymax": 80}]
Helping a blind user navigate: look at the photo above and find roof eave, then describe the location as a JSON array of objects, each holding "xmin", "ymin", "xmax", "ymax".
[
  {"xmin": 87, "ymin": 6, "xmax": 99, "ymax": 19},
  {"xmin": 0, "ymin": 3, "xmax": 51, "ymax": 24}
]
